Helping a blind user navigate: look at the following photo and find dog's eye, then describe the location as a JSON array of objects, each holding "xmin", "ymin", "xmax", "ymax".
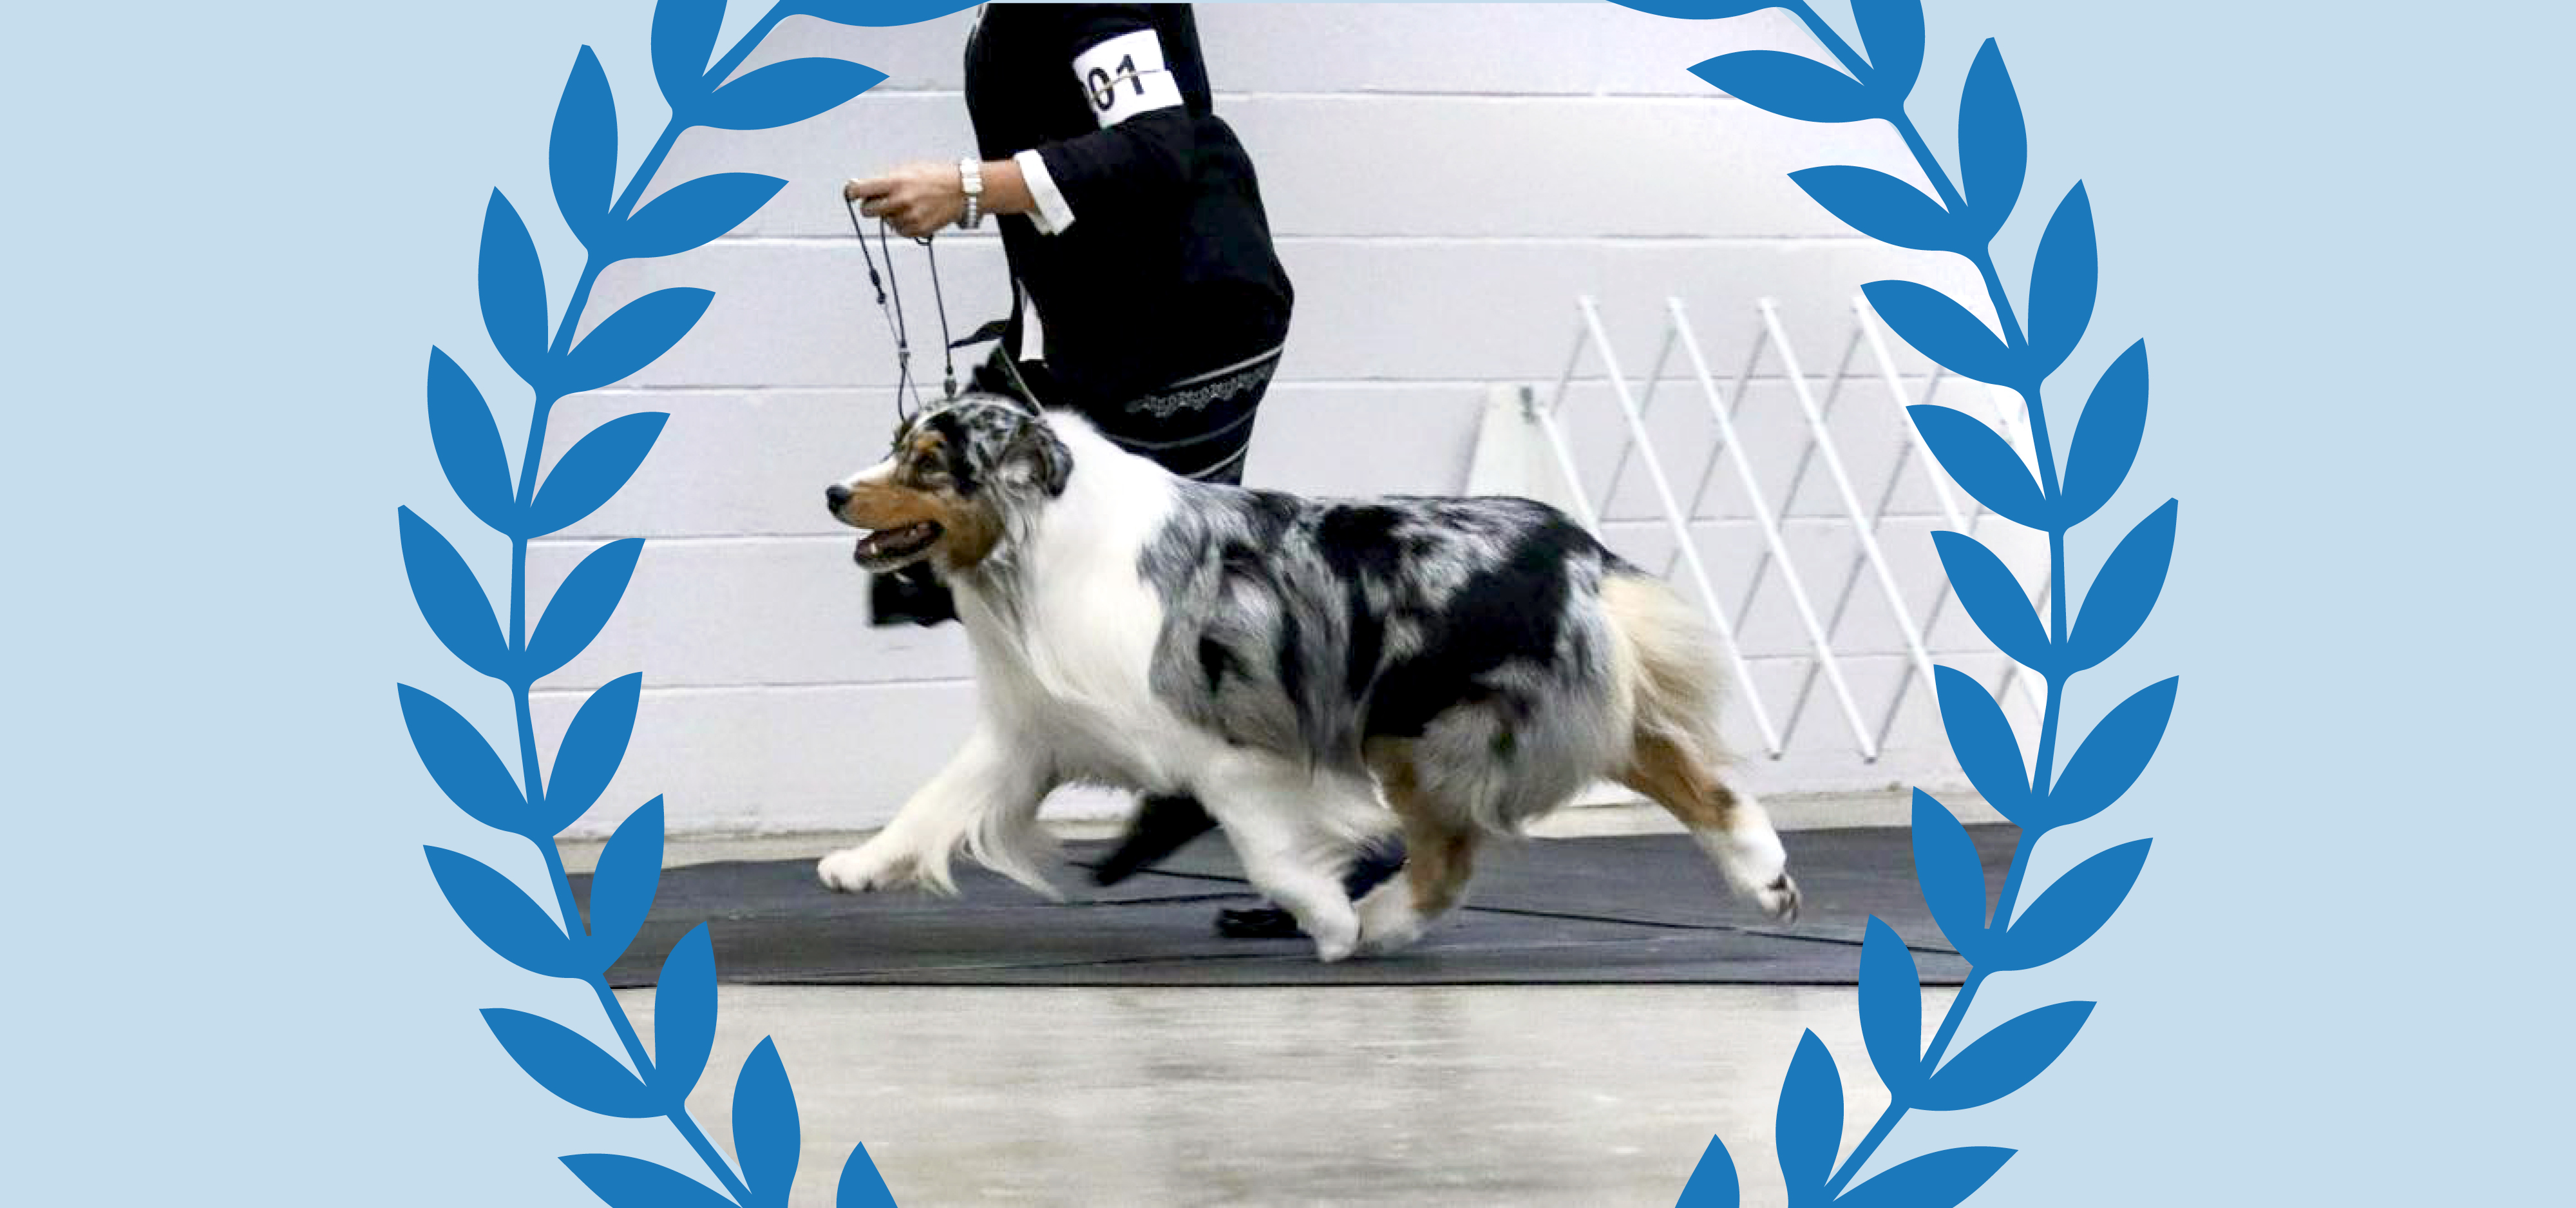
[
  {"xmin": 904, "ymin": 448, "xmax": 954, "ymax": 487},
  {"xmin": 905, "ymin": 435, "xmax": 954, "ymax": 475}
]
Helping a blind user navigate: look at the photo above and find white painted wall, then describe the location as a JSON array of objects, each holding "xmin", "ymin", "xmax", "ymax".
[{"xmin": 524, "ymin": 4, "xmax": 2031, "ymax": 838}]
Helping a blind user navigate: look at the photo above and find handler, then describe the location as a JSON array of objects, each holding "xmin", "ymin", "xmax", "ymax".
[{"xmin": 846, "ymin": 3, "xmax": 1394, "ymax": 937}]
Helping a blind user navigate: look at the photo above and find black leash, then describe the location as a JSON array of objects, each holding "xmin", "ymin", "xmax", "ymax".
[{"xmin": 843, "ymin": 195, "xmax": 958, "ymax": 420}]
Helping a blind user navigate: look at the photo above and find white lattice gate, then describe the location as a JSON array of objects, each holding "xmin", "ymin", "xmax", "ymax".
[{"xmin": 1469, "ymin": 296, "xmax": 2052, "ymax": 800}]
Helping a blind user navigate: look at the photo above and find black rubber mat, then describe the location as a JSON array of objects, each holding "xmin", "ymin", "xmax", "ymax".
[{"xmin": 582, "ymin": 825, "xmax": 2016, "ymax": 988}]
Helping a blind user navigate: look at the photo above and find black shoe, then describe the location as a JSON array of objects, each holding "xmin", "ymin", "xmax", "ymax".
[
  {"xmin": 868, "ymin": 561, "xmax": 957, "ymax": 628},
  {"xmin": 1215, "ymin": 905, "xmax": 1306, "ymax": 939},
  {"xmin": 1212, "ymin": 839, "xmax": 1410, "ymax": 941},
  {"xmin": 1090, "ymin": 794, "xmax": 1220, "ymax": 886}
]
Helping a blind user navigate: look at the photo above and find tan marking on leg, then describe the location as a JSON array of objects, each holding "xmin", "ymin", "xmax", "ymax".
[
  {"xmin": 1366, "ymin": 740, "xmax": 1478, "ymax": 917},
  {"xmin": 1620, "ymin": 732, "xmax": 1741, "ymax": 832},
  {"xmin": 1624, "ymin": 731, "xmax": 1800, "ymax": 921}
]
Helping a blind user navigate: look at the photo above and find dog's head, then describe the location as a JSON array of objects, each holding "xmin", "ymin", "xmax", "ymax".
[{"xmin": 826, "ymin": 393, "xmax": 1073, "ymax": 573}]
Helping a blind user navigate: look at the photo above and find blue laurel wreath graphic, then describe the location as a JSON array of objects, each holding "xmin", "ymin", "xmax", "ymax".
[
  {"xmin": 400, "ymin": 1, "xmax": 2160, "ymax": 1202},
  {"xmin": 1627, "ymin": 3, "xmax": 2179, "ymax": 1205},
  {"xmin": 397, "ymin": 3, "xmax": 971, "ymax": 1204}
]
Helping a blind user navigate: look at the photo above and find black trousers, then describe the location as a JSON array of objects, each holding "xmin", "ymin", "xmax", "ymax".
[{"xmin": 996, "ymin": 346, "xmax": 1277, "ymax": 486}]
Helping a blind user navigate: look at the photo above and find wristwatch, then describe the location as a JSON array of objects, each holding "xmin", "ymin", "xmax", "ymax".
[{"xmin": 957, "ymin": 157, "xmax": 984, "ymax": 229}]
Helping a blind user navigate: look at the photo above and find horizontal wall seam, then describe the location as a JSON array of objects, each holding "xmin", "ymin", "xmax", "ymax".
[
  {"xmin": 527, "ymin": 514, "xmax": 1981, "ymax": 548},
  {"xmin": 569, "ymin": 374, "xmax": 1944, "ymax": 396}
]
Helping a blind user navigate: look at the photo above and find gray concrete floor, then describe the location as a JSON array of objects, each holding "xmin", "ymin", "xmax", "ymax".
[
  {"xmin": 589, "ymin": 794, "xmax": 1978, "ymax": 1205},
  {"xmin": 622, "ymin": 983, "xmax": 1947, "ymax": 1208}
]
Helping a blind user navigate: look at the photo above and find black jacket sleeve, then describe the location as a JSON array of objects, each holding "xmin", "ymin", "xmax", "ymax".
[
  {"xmin": 966, "ymin": 3, "xmax": 1292, "ymax": 405},
  {"xmin": 1021, "ymin": 5, "xmax": 1204, "ymax": 220}
]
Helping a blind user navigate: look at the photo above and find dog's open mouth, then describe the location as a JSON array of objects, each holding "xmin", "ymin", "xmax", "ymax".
[{"xmin": 853, "ymin": 521, "xmax": 942, "ymax": 567}]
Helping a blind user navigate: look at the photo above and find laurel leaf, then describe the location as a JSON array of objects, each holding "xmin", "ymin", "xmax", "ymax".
[
  {"xmin": 1911, "ymin": 791, "xmax": 1993, "ymax": 957},
  {"xmin": 2027, "ymin": 184, "xmax": 2098, "ymax": 379},
  {"xmin": 398, "ymin": 684, "xmax": 526, "ymax": 832},
  {"xmin": 621, "ymin": 173, "xmax": 788, "ymax": 262},
  {"xmin": 561, "ymin": 1154, "xmax": 737, "ymax": 1208},
  {"xmin": 1991, "ymin": 839, "xmax": 2152, "ymax": 970},
  {"xmin": 2058, "ymin": 341, "xmax": 2150, "ymax": 527},
  {"xmin": 399, "ymin": 508, "xmax": 510, "ymax": 681},
  {"xmin": 1865, "ymin": 280, "xmax": 2017, "ymax": 386},
  {"xmin": 526, "ymin": 538, "xmax": 645, "ymax": 683},
  {"xmin": 2063, "ymin": 501, "xmax": 2177, "ymax": 673},
  {"xmin": 560, "ymin": 290, "xmax": 712, "ymax": 396},
  {"xmin": 700, "ymin": 57, "xmax": 887, "ymax": 131},
  {"xmin": 652, "ymin": 925, "xmax": 719, "ymax": 1107},
  {"xmin": 425, "ymin": 349, "xmax": 518, "ymax": 535},
  {"xmin": 1774, "ymin": 1030, "xmax": 1842, "ymax": 1196},
  {"xmin": 549, "ymin": 46, "xmax": 619, "ymax": 249},
  {"xmin": 1908, "ymin": 404, "xmax": 2046, "ymax": 526},
  {"xmin": 1852, "ymin": 0, "xmax": 1926, "ymax": 99},
  {"xmin": 1834, "ymin": 1146, "xmax": 2016, "ymax": 1208},
  {"xmin": 426, "ymin": 847, "xmax": 581, "ymax": 977},
  {"xmin": 482, "ymin": 1008, "xmax": 656, "ymax": 1118},
  {"xmin": 734, "ymin": 1037, "xmax": 802, "ymax": 1205},
  {"xmin": 650, "ymin": 0, "xmax": 724, "ymax": 108},
  {"xmin": 477, "ymin": 191, "xmax": 551, "ymax": 390},
  {"xmin": 1691, "ymin": 51, "xmax": 1877, "ymax": 124},
  {"xmin": 2043, "ymin": 676, "xmax": 2180, "ymax": 829},
  {"xmin": 833, "ymin": 1142, "xmax": 900, "ymax": 1208},
  {"xmin": 1929, "ymin": 531, "xmax": 2052, "ymax": 673},
  {"xmin": 527, "ymin": 413, "xmax": 667, "ymax": 537},
  {"xmin": 1957, "ymin": 40, "xmax": 2025, "ymax": 242},
  {"xmin": 1791, "ymin": 166, "xmax": 1954, "ymax": 252},
  {"xmin": 538, "ymin": 673, "xmax": 643, "ymax": 835},
  {"xmin": 582, "ymin": 796, "xmax": 666, "ymax": 968},
  {"xmin": 1919, "ymin": 1002, "xmax": 2094, "ymax": 1111},
  {"xmin": 1675, "ymin": 1133, "xmax": 1743, "ymax": 1207},
  {"xmin": 1857, "ymin": 917, "xmax": 1924, "ymax": 1093},
  {"xmin": 1933, "ymin": 667, "xmax": 2031, "ymax": 823}
]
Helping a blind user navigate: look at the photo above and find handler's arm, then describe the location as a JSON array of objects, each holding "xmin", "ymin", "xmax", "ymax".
[
  {"xmin": 848, "ymin": 6, "xmax": 1198, "ymax": 239},
  {"xmin": 843, "ymin": 158, "xmax": 1037, "ymax": 238}
]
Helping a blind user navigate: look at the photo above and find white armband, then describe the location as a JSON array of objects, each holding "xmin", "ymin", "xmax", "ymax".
[{"xmin": 1072, "ymin": 28, "xmax": 1184, "ymax": 129}]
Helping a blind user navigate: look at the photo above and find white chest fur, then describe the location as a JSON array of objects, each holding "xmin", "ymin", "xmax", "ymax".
[{"xmin": 951, "ymin": 418, "xmax": 1200, "ymax": 789}]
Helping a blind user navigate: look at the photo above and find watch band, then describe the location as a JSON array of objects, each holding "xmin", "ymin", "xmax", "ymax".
[{"xmin": 957, "ymin": 157, "xmax": 984, "ymax": 229}]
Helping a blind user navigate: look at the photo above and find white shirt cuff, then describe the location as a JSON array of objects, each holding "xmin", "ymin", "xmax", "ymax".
[{"xmin": 1015, "ymin": 149, "xmax": 1075, "ymax": 236}]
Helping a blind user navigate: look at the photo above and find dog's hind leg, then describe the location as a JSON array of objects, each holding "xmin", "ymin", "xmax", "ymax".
[
  {"xmin": 818, "ymin": 725, "xmax": 1057, "ymax": 897},
  {"xmin": 1193, "ymin": 760, "xmax": 1367, "ymax": 963},
  {"xmin": 1353, "ymin": 740, "xmax": 1477, "ymax": 956},
  {"xmin": 1622, "ymin": 733, "xmax": 1800, "ymax": 923}
]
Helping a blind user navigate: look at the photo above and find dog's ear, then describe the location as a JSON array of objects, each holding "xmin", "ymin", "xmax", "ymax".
[{"xmin": 1000, "ymin": 417, "xmax": 1072, "ymax": 497}]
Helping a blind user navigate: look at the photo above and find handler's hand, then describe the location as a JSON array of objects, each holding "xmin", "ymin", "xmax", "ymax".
[{"xmin": 844, "ymin": 162, "xmax": 964, "ymax": 238}]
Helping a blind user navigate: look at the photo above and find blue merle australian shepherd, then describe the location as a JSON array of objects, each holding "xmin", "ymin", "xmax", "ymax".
[{"xmin": 818, "ymin": 394, "xmax": 1800, "ymax": 961}]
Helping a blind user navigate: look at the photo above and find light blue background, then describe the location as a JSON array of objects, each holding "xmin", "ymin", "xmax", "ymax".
[{"xmin": 4, "ymin": 1, "xmax": 2566, "ymax": 1203}]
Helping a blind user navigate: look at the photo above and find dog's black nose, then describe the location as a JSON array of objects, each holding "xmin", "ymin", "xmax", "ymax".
[{"xmin": 825, "ymin": 483, "xmax": 851, "ymax": 514}]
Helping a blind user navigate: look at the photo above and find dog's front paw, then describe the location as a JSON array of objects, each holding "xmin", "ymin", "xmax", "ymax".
[
  {"xmin": 1354, "ymin": 883, "xmax": 1426, "ymax": 956},
  {"xmin": 818, "ymin": 840, "xmax": 914, "ymax": 893},
  {"xmin": 1311, "ymin": 925, "xmax": 1360, "ymax": 964},
  {"xmin": 1298, "ymin": 907, "xmax": 1361, "ymax": 963},
  {"xmin": 1754, "ymin": 871, "xmax": 1801, "ymax": 925}
]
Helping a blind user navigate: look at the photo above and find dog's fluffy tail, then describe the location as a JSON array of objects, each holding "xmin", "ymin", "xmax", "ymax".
[{"xmin": 1602, "ymin": 571, "xmax": 1732, "ymax": 774}]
